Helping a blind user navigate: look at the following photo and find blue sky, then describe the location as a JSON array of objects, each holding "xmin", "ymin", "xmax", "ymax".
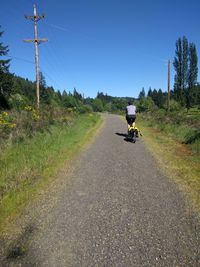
[{"xmin": 1, "ymin": 0, "xmax": 200, "ymax": 98}]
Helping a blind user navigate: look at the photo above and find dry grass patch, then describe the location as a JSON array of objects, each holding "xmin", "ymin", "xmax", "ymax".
[{"xmin": 139, "ymin": 123, "xmax": 200, "ymax": 214}]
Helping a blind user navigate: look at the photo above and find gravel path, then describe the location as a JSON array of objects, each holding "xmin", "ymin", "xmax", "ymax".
[{"xmin": 4, "ymin": 114, "xmax": 200, "ymax": 266}]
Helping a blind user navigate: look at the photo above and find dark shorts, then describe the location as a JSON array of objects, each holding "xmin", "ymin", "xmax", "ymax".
[{"xmin": 126, "ymin": 115, "xmax": 136, "ymax": 125}]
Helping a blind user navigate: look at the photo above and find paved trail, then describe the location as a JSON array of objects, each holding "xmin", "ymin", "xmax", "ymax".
[{"xmin": 4, "ymin": 115, "xmax": 200, "ymax": 266}]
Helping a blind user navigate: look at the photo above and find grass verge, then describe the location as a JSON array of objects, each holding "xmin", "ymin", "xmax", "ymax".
[
  {"xmin": 138, "ymin": 120, "xmax": 200, "ymax": 214},
  {"xmin": 0, "ymin": 114, "xmax": 103, "ymax": 231}
]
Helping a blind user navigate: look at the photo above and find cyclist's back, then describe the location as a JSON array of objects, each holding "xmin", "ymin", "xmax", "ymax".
[{"xmin": 126, "ymin": 101, "xmax": 136, "ymax": 125}]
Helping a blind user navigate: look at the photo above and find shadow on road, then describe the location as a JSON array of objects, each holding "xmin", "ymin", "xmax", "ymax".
[
  {"xmin": 115, "ymin": 132, "xmax": 134, "ymax": 143},
  {"xmin": 115, "ymin": 132, "xmax": 127, "ymax": 138}
]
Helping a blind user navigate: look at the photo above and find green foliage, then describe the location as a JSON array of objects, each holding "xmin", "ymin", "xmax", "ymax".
[
  {"xmin": 173, "ymin": 36, "xmax": 199, "ymax": 107},
  {"xmin": 73, "ymin": 88, "xmax": 83, "ymax": 101},
  {"xmin": 92, "ymin": 98, "xmax": 104, "ymax": 112},
  {"xmin": 147, "ymin": 87, "xmax": 152, "ymax": 97},
  {"xmin": 77, "ymin": 104, "xmax": 93, "ymax": 114},
  {"xmin": 104, "ymin": 102, "xmax": 112, "ymax": 112},
  {"xmin": 1, "ymin": 28, "xmax": 199, "ymax": 117},
  {"xmin": 111, "ymin": 98, "xmax": 127, "ymax": 112},
  {"xmin": 8, "ymin": 94, "xmax": 29, "ymax": 110},
  {"xmin": 95, "ymin": 92, "xmax": 135, "ymax": 114},
  {"xmin": 173, "ymin": 36, "xmax": 189, "ymax": 91},
  {"xmin": 0, "ymin": 107, "xmax": 80, "ymax": 146},
  {"xmin": 62, "ymin": 94, "xmax": 78, "ymax": 108},
  {"xmin": 97, "ymin": 91, "xmax": 113, "ymax": 106},
  {"xmin": 191, "ymin": 139, "xmax": 200, "ymax": 154},
  {"xmin": 138, "ymin": 87, "xmax": 145, "ymax": 99},
  {"xmin": 184, "ymin": 129, "xmax": 200, "ymax": 144},
  {"xmin": 0, "ymin": 113, "xmax": 101, "ymax": 228},
  {"xmin": 11, "ymin": 75, "xmax": 35, "ymax": 101},
  {"xmin": 0, "ymin": 26, "xmax": 12, "ymax": 109},
  {"xmin": 0, "ymin": 111, "xmax": 16, "ymax": 139},
  {"xmin": 137, "ymin": 96, "xmax": 155, "ymax": 112},
  {"xmin": 0, "ymin": 91, "xmax": 9, "ymax": 110},
  {"xmin": 188, "ymin": 43, "xmax": 198, "ymax": 89},
  {"xmin": 39, "ymin": 71, "xmax": 46, "ymax": 88},
  {"xmin": 140, "ymin": 109, "xmax": 200, "ymax": 153},
  {"xmin": 168, "ymin": 99, "xmax": 182, "ymax": 111},
  {"xmin": 0, "ymin": 26, "xmax": 10, "ymax": 74}
]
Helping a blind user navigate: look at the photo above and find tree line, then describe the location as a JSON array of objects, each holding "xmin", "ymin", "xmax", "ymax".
[
  {"xmin": 0, "ymin": 25, "xmax": 132, "ymax": 113},
  {"xmin": 0, "ymin": 24, "xmax": 199, "ymax": 112},
  {"xmin": 137, "ymin": 36, "xmax": 200, "ymax": 111}
]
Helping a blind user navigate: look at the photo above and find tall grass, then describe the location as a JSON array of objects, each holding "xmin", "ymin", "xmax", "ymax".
[
  {"xmin": 138, "ymin": 113, "xmax": 200, "ymax": 213},
  {"xmin": 0, "ymin": 113, "xmax": 101, "ymax": 229},
  {"xmin": 140, "ymin": 109, "xmax": 200, "ymax": 154}
]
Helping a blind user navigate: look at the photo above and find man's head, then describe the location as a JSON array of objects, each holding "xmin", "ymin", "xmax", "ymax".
[{"xmin": 128, "ymin": 100, "xmax": 132, "ymax": 105}]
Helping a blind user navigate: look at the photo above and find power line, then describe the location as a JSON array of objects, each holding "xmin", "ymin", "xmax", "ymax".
[
  {"xmin": 44, "ymin": 21, "xmax": 95, "ymax": 41},
  {"xmin": 7, "ymin": 55, "xmax": 35, "ymax": 65},
  {"xmin": 39, "ymin": 67, "xmax": 64, "ymax": 91},
  {"xmin": 44, "ymin": 22, "xmax": 71, "ymax": 33},
  {"xmin": 8, "ymin": 54, "xmax": 63, "ymax": 91}
]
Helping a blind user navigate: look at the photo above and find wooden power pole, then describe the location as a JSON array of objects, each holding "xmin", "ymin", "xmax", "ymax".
[
  {"xmin": 168, "ymin": 60, "xmax": 171, "ymax": 111},
  {"xmin": 24, "ymin": 4, "xmax": 47, "ymax": 109}
]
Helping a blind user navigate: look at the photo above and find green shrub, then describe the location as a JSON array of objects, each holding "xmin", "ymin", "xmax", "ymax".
[
  {"xmin": 77, "ymin": 105, "xmax": 93, "ymax": 114},
  {"xmin": 8, "ymin": 94, "xmax": 29, "ymax": 110},
  {"xmin": 191, "ymin": 139, "xmax": 200, "ymax": 154},
  {"xmin": 137, "ymin": 97, "xmax": 156, "ymax": 112},
  {"xmin": 140, "ymin": 108, "xmax": 200, "ymax": 153},
  {"xmin": 184, "ymin": 129, "xmax": 200, "ymax": 144},
  {"xmin": 168, "ymin": 99, "xmax": 182, "ymax": 111},
  {"xmin": 0, "ymin": 107, "xmax": 79, "ymax": 147}
]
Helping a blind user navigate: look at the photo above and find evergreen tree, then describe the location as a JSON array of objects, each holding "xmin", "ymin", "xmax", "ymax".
[
  {"xmin": 39, "ymin": 71, "xmax": 50, "ymax": 104},
  {"xmin": 0, "ymin": 26, "xmax": 10, "ymax": 74},
  {"xmin": 185, "ymin": 43, "xmax": 198, "ymax": 109},
  {"xmin": 62, "ymin": 90, "xmax": 68, "ymax": 97},
  {"xmin": 173, "ymin": 37, "xmax": 182, "ymax": 91},
  {"xmin": 13, "ymin": 76, "xmax": 35, "ymax": 103},
  {"xmin": 147, "ymin": 87, "xmax": 153, "ymax": 98},
  {"xmin": 138, "ymin": 87, "xmax": 145, "ymax": 99},
  {"xmin": 182, "ymin": 36, "xmax": 189, "ymax": 90},
  {"xmin": 188, "ymin": 43, "xmax": 198, "ymax": 89},
  {"xmin": 173, "ymin": 36, "xmax": 199, "ymax": 108},
  {"xmin": 151, "ymin": 89, "xmax": 158, "ymax": 106},
  {"xmin": 73, "ymin": 88, "xmax": 82, "ymax": 101},
  {"xmin": 39, "ymin": 71, "xmax": 46, "ymax": 89},
  {"xmin": 157, "ymin": 89, "xmax": 164, "ymax": 108},
  {"xmin": 57, "ymin": 90, "xmax": 62, "ymax": 101},
  {"xmin": 0, "ymin": 26, "xmax": 12, "ymax": 108},
  {"xmin": 173, "ymin": 36, "xmax": 189, "ymax": 104}
]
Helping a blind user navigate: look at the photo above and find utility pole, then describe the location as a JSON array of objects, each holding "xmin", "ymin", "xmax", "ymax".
[
  {"xmin": 24, "ymin": 4, "xmax": 48, "ymax": 109},
  {"xmin": 168, "ymin": 60, "xmax": 171, "ymax": 111}
]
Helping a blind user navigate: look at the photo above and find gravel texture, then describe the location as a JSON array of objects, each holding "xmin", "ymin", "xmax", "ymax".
[{"xmin": 3, "ymin": 114, "xmax": 200, "ymax": 267}]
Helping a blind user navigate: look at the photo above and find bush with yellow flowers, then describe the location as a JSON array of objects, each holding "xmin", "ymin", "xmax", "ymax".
[
  {"xmin": 0, "ymin": 112, "xmax": 16, "ymax": 129},
  {"xmin": 66, "ymin": 107, "xmax": 74, "ymax": 113},
  {"xmin": 0, "ymin": 111, "xmax": 17, "ymax": 141},
  {"xmin": 24, "ymin": 106, "xmax": 33, "ymax": 112},
  {"xmin": 0, "ymin": 106, "xmax": 82, "ymax": 146},
  {"xmin": 32, "ymin": 109, "xmax": 40, "ymax": 121},
  {"xmin": 24, "ymin": 106, "xmax": 40, "ymax": 121}
]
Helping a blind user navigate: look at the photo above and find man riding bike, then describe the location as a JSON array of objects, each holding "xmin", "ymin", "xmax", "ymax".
[
  {"xmin": 126, "ymin": 100, "xmax": 136, "ymax": 127},
  {"xmin": 125, "ymin": 100, "xmax": 139, "ymax": 141}
]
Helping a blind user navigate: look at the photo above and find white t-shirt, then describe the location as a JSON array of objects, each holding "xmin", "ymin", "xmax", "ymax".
[{"xmin": 126, "ymin": 105, "xmax": 136, "ymax": 115}]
